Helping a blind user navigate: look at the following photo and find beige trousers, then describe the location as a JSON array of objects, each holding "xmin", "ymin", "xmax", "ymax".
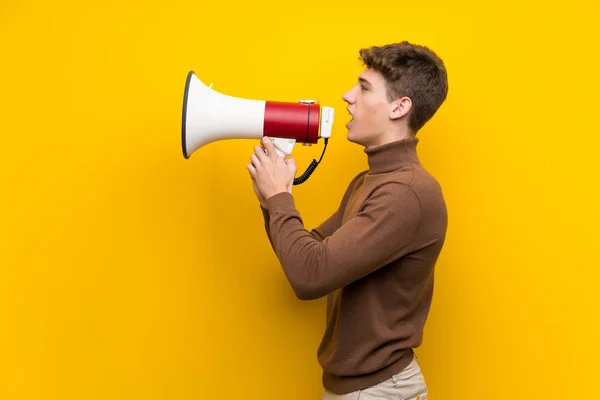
[{"xmin": 322, "ymin": 357, "xmax": 428, "ymax": 400}]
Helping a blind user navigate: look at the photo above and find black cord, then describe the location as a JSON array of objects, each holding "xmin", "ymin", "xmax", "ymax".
[{"xmin": 293, "ymin": 138, "xmax": 329, "ymax": 185}]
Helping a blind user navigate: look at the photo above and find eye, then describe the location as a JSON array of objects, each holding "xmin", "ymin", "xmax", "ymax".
[{"xmin": 360, "ymin": 85, "xmax": 368, "ymax": 91}]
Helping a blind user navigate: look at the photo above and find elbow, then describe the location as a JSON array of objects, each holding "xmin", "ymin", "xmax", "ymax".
[
  {"xmin": 290, "ymin": 280, "xmax": 328, "ymax": 301},
  {"xmin": 282, "ymin": 247, "xmax": 331, "ymax": 300}
]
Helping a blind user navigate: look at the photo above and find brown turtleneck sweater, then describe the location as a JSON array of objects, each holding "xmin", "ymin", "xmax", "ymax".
[{"xmin": 260, "ymin": 137, "xmax": 448, "ymax": 394}]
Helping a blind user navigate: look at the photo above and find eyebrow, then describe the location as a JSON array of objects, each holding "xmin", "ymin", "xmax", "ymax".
[{"xmin": 358, "ymin": 77, "xmax": 372, "ymax": 87}]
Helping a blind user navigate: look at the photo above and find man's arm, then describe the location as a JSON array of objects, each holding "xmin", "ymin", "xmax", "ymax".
[
  {"xmin": 261, "ymin": 205, "xmax": 339, "ymax": 249},
  {"xmin": 265, "ymin": 182, "xmax": 423, "ymax": 300},
  {"xmin": 259, "ymin": 171, "xmax": 366, "ymax": 248}
]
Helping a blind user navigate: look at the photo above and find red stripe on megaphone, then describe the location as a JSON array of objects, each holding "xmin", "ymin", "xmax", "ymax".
[{"xmin": 263, "ymin": 102, "xmax": 320, "ymax": 143}]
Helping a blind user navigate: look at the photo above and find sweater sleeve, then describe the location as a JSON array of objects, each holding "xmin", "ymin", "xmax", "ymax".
[
  {"xmin": 261, "ymin": 205, "xmax": 339, "ymax": 248},
  {"xmin": 260, "ymin": 171, "xmax": 366, "ymax": 249},
  {"xmin": 265, "ymin": 183, "xmax": 422, "ymax": 300}
]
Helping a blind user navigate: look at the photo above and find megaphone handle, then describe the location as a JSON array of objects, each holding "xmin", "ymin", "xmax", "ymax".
[
  {"xmin": 270, "ymin": 137, "xmax": 296, "ymax": 158},
  {"xmin": 275, "ymin": 148, "xmax": 286, "ymax": 158}
]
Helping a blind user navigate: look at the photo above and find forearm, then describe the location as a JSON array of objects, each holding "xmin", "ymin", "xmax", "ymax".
[
  {"xmin": 262, "ymin": 199, "xmax": 338, "ymax": 250},
  {"xmin": 260, "ymin": 205, "xmax": 275, "ymax": 249},
  {"xmin": 265, "ymin": 186, "xmax": 422, "ymax": 300},
  {"xmin": 266, "ymin": 202, "xmax": 353, "ymax": 300},
  {"xmin": 263, "ymin": 194, "xmax": 338, "ymax": 300}
]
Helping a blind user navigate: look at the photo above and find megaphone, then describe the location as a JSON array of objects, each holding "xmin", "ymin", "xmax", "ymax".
[{"xmin": 181, "ymin": 71, "xmax": 335, "ymax": 185}]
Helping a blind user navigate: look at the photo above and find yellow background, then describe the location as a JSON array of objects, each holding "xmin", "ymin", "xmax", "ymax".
[{"xmin": 1, "ymin": 0, "xmax": 599, "ymax": 399}]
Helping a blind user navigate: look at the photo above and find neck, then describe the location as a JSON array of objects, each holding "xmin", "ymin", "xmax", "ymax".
[
  {"xmin": 365, "ymin": 124, "xmax": 414, "ymax": 149},
  {"xmin": 364, "ymin": 136, "xmax": 420, "ymax": 174}
]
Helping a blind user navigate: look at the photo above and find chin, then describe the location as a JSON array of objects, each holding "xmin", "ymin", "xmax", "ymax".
[
  {"xmin": 346, "ymin": 130, "xmax": 356, "ymax": 143},
  {"xmin": 346, "ymin": 133, "xmax": 365, "ymax": 147}
]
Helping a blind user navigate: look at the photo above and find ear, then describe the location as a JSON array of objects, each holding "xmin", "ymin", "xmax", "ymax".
[{"xmin": 389, "ymin": 96, "xmax": 412, "ymax": 120}]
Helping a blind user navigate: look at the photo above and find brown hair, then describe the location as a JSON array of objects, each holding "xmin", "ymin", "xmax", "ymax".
[{"xmin": 359, "ymin": 41, "xmax": 448, "ymax": 134}]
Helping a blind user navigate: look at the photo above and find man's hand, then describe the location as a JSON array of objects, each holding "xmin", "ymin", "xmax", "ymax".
[{"xmin": 247, "ymin": 137, "xmax": 297, "ymax": 203}]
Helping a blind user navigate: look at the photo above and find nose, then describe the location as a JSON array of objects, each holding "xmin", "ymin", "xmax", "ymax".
[{"xmin": 342, "ymin": 86, "xmax": 356, "ymax": 104}]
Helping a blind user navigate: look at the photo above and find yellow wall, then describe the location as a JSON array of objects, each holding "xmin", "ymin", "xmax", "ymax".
[{"xmin": 2, "ymin": 0, "xmax": 599, "ymax": 399}]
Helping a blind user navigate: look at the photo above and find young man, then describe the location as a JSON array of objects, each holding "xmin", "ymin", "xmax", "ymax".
[{"xmin": 247, "ymin": 41, "xmax": 449, "ymax": 399}]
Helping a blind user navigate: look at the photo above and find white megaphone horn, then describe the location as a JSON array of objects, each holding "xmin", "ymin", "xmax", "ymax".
[{"xmin": 181, "ymin": 71, "xmax": 335, "ymax": 185}]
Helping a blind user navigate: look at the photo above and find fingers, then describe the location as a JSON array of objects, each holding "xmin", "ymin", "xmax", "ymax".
[
  {"xmin": 254, "ymin": 143, "xmax": 270, "ymax": 163},
  {"xmin": 247, "ymin": 159, "xmax": 257, "ymax": 177},
  {"xmin": 249, "ymin": 153, "xmax": 261, "ymax": 170},
  {"xmin": 261, "ymin": 137, "xmax": 277, "ymax": 160},
  {"xmin": 252, "ymin": 137, "xmax": 284, "ymax": 163},
  {"xmin": 249, "ymin": 137, "xmax": 279, "ymax": 178}
]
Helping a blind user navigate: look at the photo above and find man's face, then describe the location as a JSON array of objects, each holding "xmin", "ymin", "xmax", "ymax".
[{"xmin": 342, "ymin": 68, "xmax": 394, "ymax": 148}]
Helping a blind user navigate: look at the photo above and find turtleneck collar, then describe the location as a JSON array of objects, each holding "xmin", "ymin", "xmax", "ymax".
[{"xmin": 364, "ymin": 136, "xmax": 420, "ymax": 174}]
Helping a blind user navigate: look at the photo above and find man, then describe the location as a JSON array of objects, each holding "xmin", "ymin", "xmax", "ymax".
[{"xmin": 247, "ymin": 41, "xmax": 448, "ymax": 399}]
